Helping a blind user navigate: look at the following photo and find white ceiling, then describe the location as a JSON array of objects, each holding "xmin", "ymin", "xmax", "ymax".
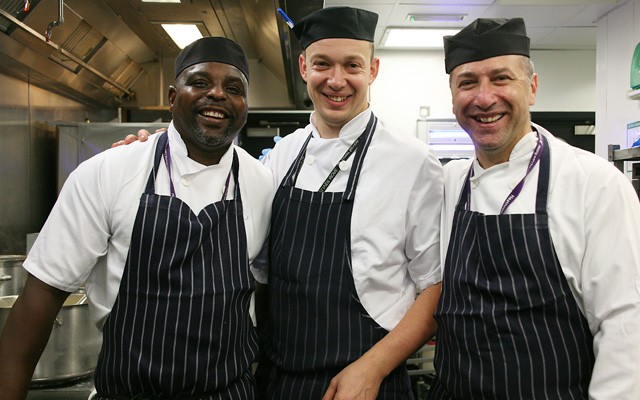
[{"xmin": 324, "ymin": 0, "xmax": 626, "ymax": 50}]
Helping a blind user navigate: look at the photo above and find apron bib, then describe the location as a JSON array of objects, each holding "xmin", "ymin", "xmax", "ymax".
[
  {"xmin": 94, "ymin": 132, "xmax": 258, "ymax": 400},
  {"xmin": 430, "ymin": 134, "xmax": 594, "ymax": 399},
  {"xmin": 257, "ymin": 114, "xmax": 413, "ymax": 400}
]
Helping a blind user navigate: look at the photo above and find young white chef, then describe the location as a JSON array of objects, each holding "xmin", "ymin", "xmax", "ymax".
[{"xmin": 255, "ymin": 6, "xmax": 444, "ymax": 400}]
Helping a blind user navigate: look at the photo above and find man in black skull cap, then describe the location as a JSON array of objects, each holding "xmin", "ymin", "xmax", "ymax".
[
  {"xmin": 430, "ymin": 17, "xmax": 640, "ymax": 399},
  {"xmin": 255, "ymin": 6, "xmax": 443, "ymax": 400},
  {"xmin": 0, "ymin": 36, "xmax": 275, "ymax": 400}
]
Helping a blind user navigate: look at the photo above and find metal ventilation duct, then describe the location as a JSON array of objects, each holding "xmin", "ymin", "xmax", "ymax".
[{"xmin": 276, "ymin": 0, "xmax": 322, "ymax": 110}]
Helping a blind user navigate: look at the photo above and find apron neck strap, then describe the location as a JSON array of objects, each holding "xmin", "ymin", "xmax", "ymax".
[
  {"xmin": 457, "ymin": 130, "xmax": 551, "ymax": 215},
  {"xmin": 284, "ymin": 113, "xmax": 378, "ymax": 200}
]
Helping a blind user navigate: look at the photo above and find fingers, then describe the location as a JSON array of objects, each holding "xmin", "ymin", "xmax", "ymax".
[
  {"xmin": 111, "ymin": 139, "xmax": 125, "ymax": 148},
  {"xmin": 321, "ymin": 382, "xmax": 337, "ymax": 400},
  {"xmin": 122, "ymin": 134, "xmax": 139, "ymax": 145}
]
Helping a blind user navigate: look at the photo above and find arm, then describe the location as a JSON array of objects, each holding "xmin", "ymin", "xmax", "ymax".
[
  {"xmin": 581, "ymin": 171, "xmax": 640, "ymax": 399},
  {"xmin": 0, "ymin": 275, "xmax": 70, "ymax": 399},
  {"xmin": 322, "ymin": 283, "xmax": 441, "ymax": 400}
]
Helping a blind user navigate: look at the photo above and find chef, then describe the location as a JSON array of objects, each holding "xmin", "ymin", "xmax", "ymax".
[
  {"xmin": 0, "ymin": 37, "xmax": 274, "ymax": 400},
  {"xmin": 430, "ymin": 17, "xmax": 640, "ymax": 399},
  {"xmin": 255, "ymin": 6, "xmax": 443, "ymax": 400}
]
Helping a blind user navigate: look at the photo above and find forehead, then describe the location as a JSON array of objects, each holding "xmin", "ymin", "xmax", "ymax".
[
  {"xmin": 179, "ymin": 62, "xmax": 247, "ymax": 84},
  {"xmin": 450, "ymin": 54, "xmax": 522, "ymax": 77},
  {"xmin": 305, "ymin": 38, "xmax": 372, "ymax": 59}
]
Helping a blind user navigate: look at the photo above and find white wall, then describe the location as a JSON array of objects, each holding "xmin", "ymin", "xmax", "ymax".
[
  {"xmin": 595, "ymin": 0, "xmax": 640, "ymax": 159},
  {"xmin": 370, "ymin": 48, "xmax": 596, "ymax": 139}
]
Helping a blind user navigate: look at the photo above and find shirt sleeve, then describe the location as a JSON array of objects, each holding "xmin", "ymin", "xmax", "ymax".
[
  {"xmin": 23, "ymin": 153, "xmax": 112, "ymax": 292},
  {"xmin": 582, "ymin": 168, "xmax": 640, "ymax": 399},
  {"xmin": 405, "ymin": 150, "xmax": 444, "ymax": 290}
]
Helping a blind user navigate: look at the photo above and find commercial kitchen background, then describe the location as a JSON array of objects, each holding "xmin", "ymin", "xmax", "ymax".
[{"xmin": 0, "ymin": 0, "xmax": 639, "ymax": 255}]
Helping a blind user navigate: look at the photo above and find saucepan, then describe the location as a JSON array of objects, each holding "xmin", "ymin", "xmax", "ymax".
[
  {"xmin": 0, "ymin": 292, "xmax": 102, "ymax": 386},
  {"xmin": 0, "ymin": 255, "xmax": 28, "ymax": 297}
]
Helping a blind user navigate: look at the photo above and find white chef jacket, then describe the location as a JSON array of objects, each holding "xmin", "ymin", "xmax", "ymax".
[
  {"xmin": 260, "ymin": 108, "xmax": 443, "ymax": 331},
  {"xmin": 24, "ymin": 122, "xmax": 275, "ymax": 329},
  {"xmin": 441, "ymin": 123, "xmax": 640, "ymax": 400}
]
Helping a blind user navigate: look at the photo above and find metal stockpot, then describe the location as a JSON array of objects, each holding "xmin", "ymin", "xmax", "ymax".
[
  {"xmin": 0, "ymin": 293, "xmax": 103, "ymax": 386},
  {"xmin": 0, "ymin": 255, "xmax": 27, "ymax": 296}
]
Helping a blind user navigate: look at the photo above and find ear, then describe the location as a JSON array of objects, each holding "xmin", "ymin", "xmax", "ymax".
[
  {"xmin": 529, "ymin": 73, "xmax": 539, "ymax": 106},
  {"xmin": 299, "ymin": 53, "xmax": 307, "ymax": 82},
  {"xmin": 168, "ymin": 85, "xmax": 177, "ymax": 112},
  {"xmin": 369, "ymin": 57, "xmax": 380, "ymax": 85}
]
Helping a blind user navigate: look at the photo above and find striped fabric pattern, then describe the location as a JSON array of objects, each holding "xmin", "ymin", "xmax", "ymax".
[
  {"xmin": 430, "ymin": 135, "xmax": 594, "ymax": 399},
  {"xmin": 261, "ymin": 114, "xmax": 414, "ymax": 399},
  {"xmin": 95, "ymin": 133, "xmax": 258, "ymax": 399}
]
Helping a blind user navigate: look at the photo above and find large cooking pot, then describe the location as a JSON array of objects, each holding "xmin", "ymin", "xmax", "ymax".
[
  {"xmin": 0, "ymin": 293, "xmax": 102, "ymax": 386},
  {"xmin": 0, "ymin": 255, "xmax": 28, "ymax": 296}
]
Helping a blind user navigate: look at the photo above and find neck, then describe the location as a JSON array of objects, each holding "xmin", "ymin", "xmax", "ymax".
[{"xmin": 186, "ymin": 144, "xmax": 231, "ymax": 166}]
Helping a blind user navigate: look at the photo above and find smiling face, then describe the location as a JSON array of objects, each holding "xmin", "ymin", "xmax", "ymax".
[
  {"xmin": 450, "ymin": 55, "xmax": 538, "ymax": 167},
  {"xmin": 299, "ymin": 38, "xmax": 379, "ymax": 138},
  {"xmin": 169, "ymin": 62, "xmax": 248, "ymax": 165}
]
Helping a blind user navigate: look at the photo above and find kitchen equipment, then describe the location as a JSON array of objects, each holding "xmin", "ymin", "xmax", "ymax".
[
  {"xmin": 0, "ymin": 255, "xmax": 28, "ymax": 296},
  {"xmin": 0, "ymin": 293, "xmax": 102, "ymax": 386}
]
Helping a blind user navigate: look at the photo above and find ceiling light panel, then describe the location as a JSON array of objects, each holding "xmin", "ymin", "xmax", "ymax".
[
  {"xmin": 381, "ymin": 28, "xmax": 461, "ymax": 49},
  {"xmin": 161, "ymin": 24, "xmax": 203, "ymax": 49}
]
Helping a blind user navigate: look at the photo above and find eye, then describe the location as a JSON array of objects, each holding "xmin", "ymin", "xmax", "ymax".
[
  {"xmin": 226, "ymin": 85, "xmax": 244, "ymax": 95},
  {"xmin": 191, "ymin": 79, "xmax": 209, "ymax": 88},
  {"xmin": 494, "ymin": 74, "xmax": 512, "ymax": 83},
  {"xmin": 457, "ymin": 79, "xmax": 475, "ymax": 88},
  {"xmin": 312, "ymin": 60, "xmax": 329, "ymax": 69}
]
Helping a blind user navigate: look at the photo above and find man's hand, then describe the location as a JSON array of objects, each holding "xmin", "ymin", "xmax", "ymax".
[
  {"xmin": 111, "ymin": 128, "xmax": 163, "ymax": 148},
  {"xmin": 322, "ymin": 356, "xmax": 383, "ymax": 400}
]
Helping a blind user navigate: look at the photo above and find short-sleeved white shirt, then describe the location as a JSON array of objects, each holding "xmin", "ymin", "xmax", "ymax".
[{"xmin": 24, "ymin": 122, "xmax": 275, "ymax": 329}]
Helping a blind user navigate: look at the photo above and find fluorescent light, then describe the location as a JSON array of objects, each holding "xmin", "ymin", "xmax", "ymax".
[
  {"xmin": 161, "ymin": 24, "xmax": 203, "ymax": 49},
  {"xmin": 381, "ymin": 28, "xmax": 460, "ymax": 49},
  {"xmin": 142, "ymin": 0, "xmax": 181, "ymax": 3},
  {"xmin": 408, "ymin": 14, "xmax": 466, "ymax": 23}
]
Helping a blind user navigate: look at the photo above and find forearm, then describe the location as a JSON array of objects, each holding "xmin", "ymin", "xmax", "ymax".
[
  {"xmin": 360, "ymin": 283, "xmax": 441, "ymax": 379},
  {"xmin": 0, "ymin": 275, "xmax": 69, "ymax": 399}
]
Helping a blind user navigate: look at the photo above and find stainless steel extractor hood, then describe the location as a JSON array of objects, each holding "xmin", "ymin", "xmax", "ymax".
[{"xmin": 0, "ymin": 0, "xmax": 307, "ymax": 109}]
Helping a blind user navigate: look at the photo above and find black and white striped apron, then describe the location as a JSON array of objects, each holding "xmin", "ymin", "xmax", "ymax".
[
  {"xmin": 257, "ymin": 113, "xmax": 413, "ymax": 399},
  {"xmin": 429, "ymin": 134, "xmax": 594, "ymax": 399},
  {"xmin": 94, "ymin": 132, "xmax": 258, "ymax": 400}
]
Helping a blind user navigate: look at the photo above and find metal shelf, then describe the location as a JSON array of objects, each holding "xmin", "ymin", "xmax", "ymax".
[{"xmin": 608, "ymin": 145, "xmax": 640, "ymax": 171}]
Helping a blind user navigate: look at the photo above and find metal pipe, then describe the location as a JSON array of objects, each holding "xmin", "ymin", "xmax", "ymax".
[
  {"xmin": 45, "ymin": 0, "xmax": 64, "ymax": 42},
  {"xmin": 0, "ymin": 8, "xmax": 133, "ymax": 97}
]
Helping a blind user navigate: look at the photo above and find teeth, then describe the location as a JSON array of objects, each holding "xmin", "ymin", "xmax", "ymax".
[
  {"xmin": 478, "ymin": 115, "xmax": 501, "ymax": 123},
  {"xmin": 328, "ymin": 95, "xmax": 348, "ymax": 102},
  {"xmin": 202, "ymin": 110, "xmax": 225, "ymax": 118}
]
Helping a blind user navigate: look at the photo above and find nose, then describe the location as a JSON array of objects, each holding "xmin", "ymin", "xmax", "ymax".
[
  {"xmin": 473, "ymin": 80, "xmax": 496, "ymax": 109},
  {"xmin": 207, "ymin": 84, "xmax": 227, "ymax": 100},
  {"xmin": 327, "ymin": 67, "xmax": 346, "ymax": 89}
]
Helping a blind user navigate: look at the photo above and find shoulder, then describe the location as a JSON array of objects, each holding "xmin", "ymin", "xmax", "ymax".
[
  {"xmin": 234, "ymin": 145, "xmax": 276, "ymax": 196},
  {"xmin": 67, "ymin": 133, "xmax": 160, "ymax": 188},
  {"xmin": 235, "ymin": 146, "xmax": 272, "ymax": 178},
  {"xmin": 262, "ymin": 127, "xmax": 310, "ymax": 173},
  {"xmin": 373, "ymin": 119, "xmax": 439, "ymax": 165},
  {"xmin": 544, "ymin": 130, "xmax": 623, "ymax": 184}
]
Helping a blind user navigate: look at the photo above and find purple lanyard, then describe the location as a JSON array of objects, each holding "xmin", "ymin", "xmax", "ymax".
[
  {"xmin": 163, "ymin": 140, "xmax": 232, "ymax": 200},
  {"xmin": 465, "ymin": 133, "xmax": 544, "ymax": 215}
]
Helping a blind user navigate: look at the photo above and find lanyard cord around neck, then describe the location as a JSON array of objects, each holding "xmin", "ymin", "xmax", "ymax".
[{"xmin": 465, "ymin": 132, "xmax": 544, "ymax": 215}]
